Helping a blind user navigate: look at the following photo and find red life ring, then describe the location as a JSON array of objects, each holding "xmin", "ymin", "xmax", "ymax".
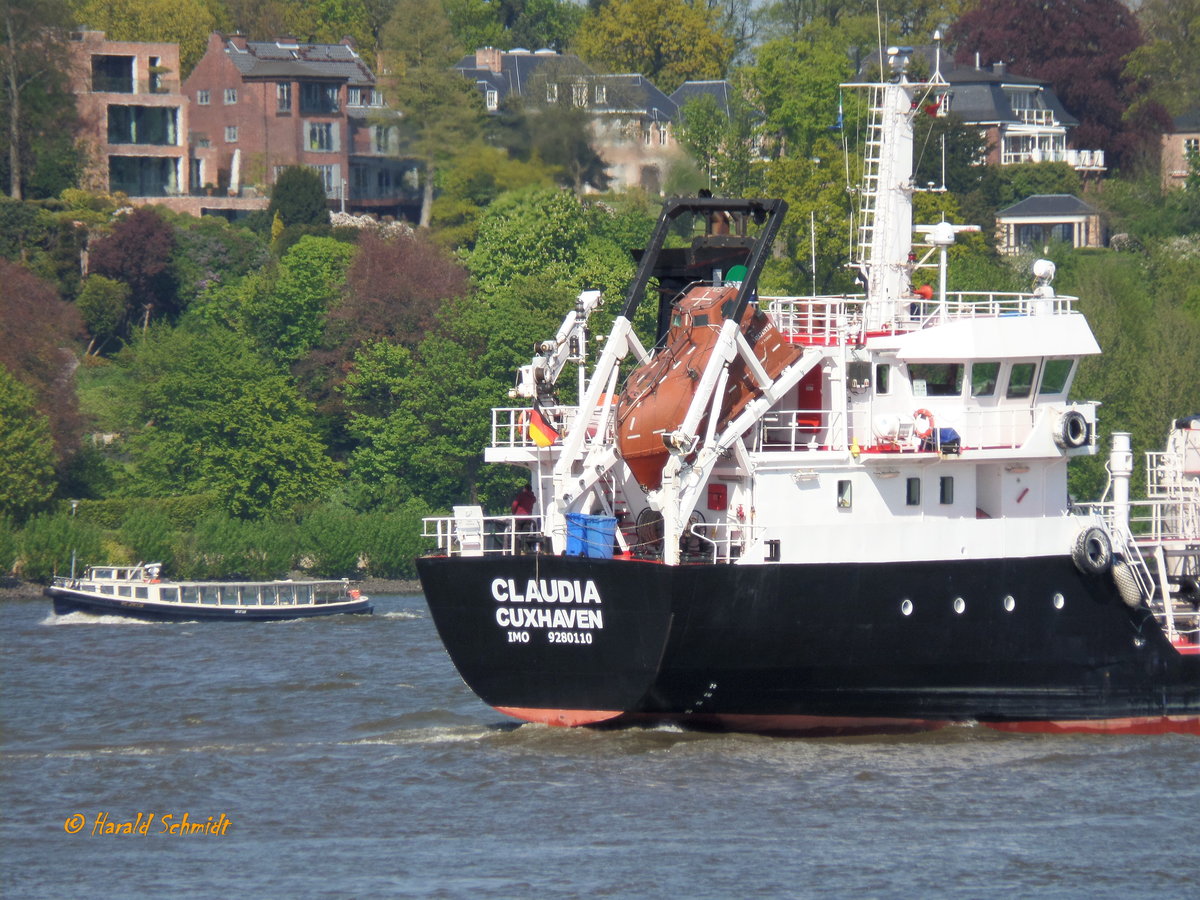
[{"xmin": 913, "ymin": 408, "xmax": 935, "ymax": 440}]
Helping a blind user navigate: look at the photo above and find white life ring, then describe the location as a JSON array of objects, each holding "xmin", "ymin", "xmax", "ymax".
[{"xmin": 912, "ymin": 408, "xmax": 935, "ymax": 440}]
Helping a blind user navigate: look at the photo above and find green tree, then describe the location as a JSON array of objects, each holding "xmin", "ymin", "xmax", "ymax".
[
  {"xmin": 18, "ymin": 510, "xmax": 103, "ymax": 582},
  {"xmin": 379, "ymin": 0, "xmax": 485, "ymax": 227},
  {"xmin": 268, "ymin": 166, "xmax": 330, "ymax": 228},
  {"xmin": 1124, "ymin": 0, "xmax": 1200, "ymax": 117},
  {"xmin": 444, "ymin": 0, "xmax": 505, "ymax": 52},
  {"xmin": 676, "ymin": 94, "xmax": 728, "ymax": 188},
  {"xmin": 430, "ymin": 142, "xmax": 555, "ymax": 249},
  {"xmin": 119, "ymin": 325, "xmax": 340, "ymax": 518},
  {"xmin": 76, "ymin": 275, "xmax": 130, "ymax": 356},
  {"xmin": 573, "ymin": 0, "xmax": 733, "ymax": 94},
  {"xmin": 2, "ymin": 0, "xmax": 79, "ymax": 199},
  {"xmin": 749, "ymin": 31, "xmax": 853, "ymax": 160},
  {"xmin": 0, "ymin": 367, "xmax": 57, "ymax": 521},
  {"xmin": 298, "ymin": 503, "xmax": 362, "ymax": 576}
]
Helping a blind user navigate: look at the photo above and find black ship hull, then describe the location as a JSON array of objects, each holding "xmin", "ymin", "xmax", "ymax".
[
  {"xmin": 417, "ymin": 554, "xmax": 1200, "ymax": 735},
  {"xmin": 46, "ymin": 587, "xmax": 373, "ymax": 622}
]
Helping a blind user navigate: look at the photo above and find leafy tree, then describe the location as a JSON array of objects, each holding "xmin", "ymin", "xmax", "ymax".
[
  {"xmin": 0, "ymin": 259, "xmax": 83, "ymax": 463},
  {"xmin": 429, "ymin": 141, "xmax": 555, "ymax": 248},
  {"xmin": 70, "ymin": 0, "xmax": 220, "ymax": 76},
  {"xmin": 88, "ymin": 206, "xmax": 179, "ymax": 330},
  {"xmin": 949, "ymin": 0, "xmax": 1154, "ymax": 170},
  {"xmin": 1124, "ymin": 0, "xmax": 1200, "ymax": 118},
  {"xmin": 912, "ymin": 111, "xmax": 990, "ymax": 195},
  {"xmin": 168, "ymin": 214, "xmax": 270, "ymax": 311},
  {"xmin": 298, "ymin": 503, "xmax": 363, "ymax": 576},
  {"xmin": 1, "ymin": 0, "xmax": 78, "ymax": 200},
  {"xmin": 676, "ymin": 94, "xmax": 728, "ymax": 189},
  {"xmin": 508, "ymin": 0, "xmax": 584, "ymax": 51},
  {"xmin": 444, "ymin": 0, "xmax": 505, "ymax": 52},
  {"xmin": 268, "ymin": 166, "xmax": 330, "ymax": 229},
  {"xmin": 573, "ymin": 0, "xmax": 733, "ymax": 95},
  {"xmin": 0, "ymin": 367, "xmax": 57, "ymax": 522},
  {"xmin": 465, "ymin": 186, "xmax": 590, "ymax": 297},
  {"xmin": 379, "ymin": 0, "xmax": 485, "ymax": 227},
  {"xmin": 358, "ymin": 499, "xmax": 431, "ymax": 578},
  {"xmin": 76, "ymin": 275, "xmax": 131, "ymax": 356},
  {"xmin": 254, "ymin": 235, "xmax": 355, "ymax": 363},
  {"xmin": 18, "ymin": 510, "xmax": 103, "ymax": 582},
  {"xmin": 118, "ymin": 324, "xmax": 340, "ymax": 519},
  {"xmin": 748, "ymin": 31, "xmax": 854, "ymax": 160}
]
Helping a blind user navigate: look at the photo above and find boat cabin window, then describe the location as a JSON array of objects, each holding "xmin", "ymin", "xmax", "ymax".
[
  {"xmin": 94, "ymin": 568, "xmax": 113, "ymax": 579},
  {"xmin": 970, "ymin": 362, "xmax": 1000, "ymax": 397},
  {"xmin": 693, "ymin": 314, "xmax": 709, "ymax": 327},
  {"xmin": 939, "ymin": 476, "xmax": 955, "ymax": 504},
  {"xmin": 837, "ymin": 480, "xmax": 853, "ymax": 509},
  {"xmin": 135, "ymin": 587, "xmax": 148, "ymax": 599},
  {"xmin": 909, "ymin": 363, "xmax": 963, "ymax": 397},
  {"xmin": 906, "ymin": 477, "xmax": 921, "ymax": 506},
  {"xmin": 1038, "ymin": 358, "xmax": 1074, "ymax": 396},
  {"xmin": 875, "ymin": 364, "xmax": 890, "ymax": 395},
  {"xmin": 1006, "ymin": 362, "xmax": 1038, "ymax": 399}
]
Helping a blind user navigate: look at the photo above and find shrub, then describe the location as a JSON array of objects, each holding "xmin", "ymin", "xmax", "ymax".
[
  {"xmin": 298, "ymin": 505, "xmax": 362, "ymax": 578},
  {"xmin": 359, "ymin": 498, "xmax": 432, "ymax": 579},
  {"xmin": 18, "ymin": 512, "xmax": 103, "ymax": 583}
]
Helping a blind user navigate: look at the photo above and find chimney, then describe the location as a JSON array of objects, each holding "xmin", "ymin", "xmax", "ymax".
[
  {"xmin": 993, "ymin": 61, "xmax": 1005, "ymax": 76},
  {"xmin": 476, "ymin": 47, "xmax": 502, "ymax": 73},
  {"xmin": 228, "ymin": 32, "xmax": 248, "ymax": 50}
]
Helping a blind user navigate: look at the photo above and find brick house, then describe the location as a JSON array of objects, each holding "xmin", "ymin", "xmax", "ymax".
[
  {"xmin": 1161, "ymin": 109, "xmax": 1200, "ymax": 191},
  {"xmin": 68, "ymin": 30, "xmax": 191, "ymax": 200},
  {"xmin": 455, "ymin": 47, "xmax": 684, "ymax": 193},
  {"xmin": 183, "ymin": 32, "xmax": 417, "ymax": 217}
]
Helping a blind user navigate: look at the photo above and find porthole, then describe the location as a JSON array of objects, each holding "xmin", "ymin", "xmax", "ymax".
[
  {"xmin": 900, "ymin": 598, "xmax": 913, "ymax": 617},
  {"xmin": 1003, "ymin": 595, "xmax": 1016, "ymax": 612},
  {"xmin": 953, "ymin": 597, "xmax": 965, "ymax": 615},
  {"xmin": 1053, "ymin": 593, "xmax": 1065, "ymax": 609}
]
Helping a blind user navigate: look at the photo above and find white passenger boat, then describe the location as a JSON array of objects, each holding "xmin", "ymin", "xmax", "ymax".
[{"xmin": 46, "ymin": 563, "xmax": 372, "ymax": 621}]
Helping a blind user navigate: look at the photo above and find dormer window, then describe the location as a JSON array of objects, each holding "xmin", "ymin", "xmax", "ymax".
[
  {"xmin": 546, "ymin": 83, "xmax": 558, "ymax": 103},
  {"xmin": 573, "ymin": 81, "xmax": 587, "ymax": 107},
  {"xmin": 594, "ymin": 84, "xmax": 606, "ymax": 104}
]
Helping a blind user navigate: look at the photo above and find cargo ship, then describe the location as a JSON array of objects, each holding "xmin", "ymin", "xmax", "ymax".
[{"xmin": 416, "ymin": 62, "xmax": 1199, "ymax": 735}]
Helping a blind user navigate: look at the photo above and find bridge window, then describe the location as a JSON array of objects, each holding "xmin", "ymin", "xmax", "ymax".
[
  {"xmin": 1039, "ymin": 359, "xmax": 1074, "ymax": 396},
  {"xmin": 970, "ymin": 361, "xmax": 1000, "ymax": 397},
  {"xmin": 910, "ymin": 363, "xmax": 963, "ymax": 397},
  {"xmin": 1006, "ymin": 362, "xmax": 1037, "ymax": 399},
  {"xmin": 906, "ymin": 477, "xmax": 921, "ymax": 506}
]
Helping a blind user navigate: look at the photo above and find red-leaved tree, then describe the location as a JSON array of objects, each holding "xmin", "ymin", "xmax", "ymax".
[
  {"xmin": 88, "ymin": 206, "xmax": 179, "ymax": 331},
  {"xmin": 950, "ymin": 0, "xmax": 1163, "ymax": 170},
  {"xmin": 0, "ymin": 258, "xmax": 83, "ymax": 463}
]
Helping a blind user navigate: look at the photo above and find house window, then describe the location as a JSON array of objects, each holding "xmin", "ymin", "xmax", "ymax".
[
  {"xmin": 486, "ymin": 89, "xmax": 498, "ymax": 111},
  {"xmin": 91, "ymin": 55, "xmax": 134, "ymax": 93},
  {"xmin": 644, "ymin": 124, "xmax": 652, "ymax": 146},
  {"xmin": 224, "ymin": 125, "xmax": 238, "ymax": 143},
  {"xmin": 308, "ymin": 122, "xmax": 334, "ymax": 151},
  {"xmin": 594, "ymin": 84, "xmax": 606, "ymax": 104},
  {"xmin": 906, "ymin": 477, "xmax": 921, "ymax": 507},
  {"xmin": 149, "ymin": 56, "xmax": 163, "ymax": 92},
  {"xmin": 300, "ymin": 82, "xmax": 340, "ymax": 114},
  {"xmin": 197, "ymin": 89, "xmax": 210, "ymax": 105},
  {"xmin": 573, "ymin": 82, "xmax": 587, "ymax": 107},
  {"xmin": 546, "ymin": 83, "xmax": 558, "ymax": 103},
  {"xmin": 372, "ymin": 126, "xmax": 389, "ymax": 153},
  {"xmin": 277, "ymin": 82, "xmax": 291, "ymax": 112},
  {"xmin": 837, "ymin": 480, "xmax": 853, "ymax": 509},
  {"xmin": 107, "ymin": 106, "xmax": 179, "ymax": 145},
  {"xmin": 312, "ymin": 164, "xmax": 336, "ymax": 193},
  {"xmin": 224, "ymin": 88, "xmax": 237, "ymax": 104},
  {"xmin": 939, "ymin": 476, "xmax": 954, "ymax": 505},
  {"xmin": 1183, "ymin": 138, "xmax": 1199, "ymax": 157},
  {"xmin": 659, "ymin": 125, "xmax": 668, "ymax": 146}
]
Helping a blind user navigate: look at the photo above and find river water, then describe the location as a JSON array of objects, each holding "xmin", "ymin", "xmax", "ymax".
[{"xmin": 2, "ymin": 592, "xmax": 1197, "ymax": 898}]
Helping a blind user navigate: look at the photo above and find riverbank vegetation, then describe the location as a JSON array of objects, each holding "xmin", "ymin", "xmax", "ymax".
[{"xmin": 1, "ymin": 1, "xmax": 1198, "ymax": 580}]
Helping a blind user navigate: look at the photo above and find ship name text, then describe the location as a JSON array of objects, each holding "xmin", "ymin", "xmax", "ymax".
[{"xmin": 490, "ymin": 578, "xmax": 602, "ymax": 605}]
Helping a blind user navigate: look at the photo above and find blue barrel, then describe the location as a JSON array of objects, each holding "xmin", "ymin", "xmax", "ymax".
[{"xmin": 565, "ymin": 514, "xmax": 617, "ymax": 558}]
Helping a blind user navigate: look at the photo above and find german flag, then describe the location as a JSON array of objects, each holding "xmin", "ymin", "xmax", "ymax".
[{"xmin": 526, "ymin": 405, "xmax": 559, "ymax": 448}]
